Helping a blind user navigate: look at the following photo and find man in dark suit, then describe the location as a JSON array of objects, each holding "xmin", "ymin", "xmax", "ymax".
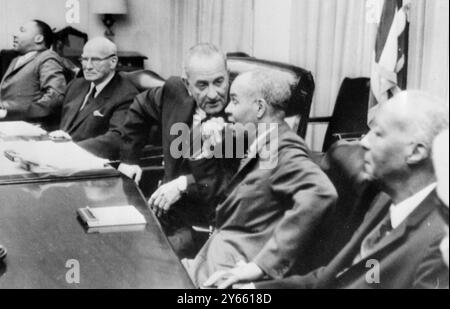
[
  {"xmin": 49, "ymin": 37, "xmax": 138, "ymax": 160},
  {"xmin": 118, "ymin": 43, "xmax": 233, "ymax": 257},
  {"xmin": 242, "ymin": 91, "xmax": 449, "ymax": 289},
  {"xmin": 0, "ymin": 20, "xmax": 66, "ymax": 124},
  {"xmin": 186, "ymin": 69, "xmax": 337, "ymax": 288}
]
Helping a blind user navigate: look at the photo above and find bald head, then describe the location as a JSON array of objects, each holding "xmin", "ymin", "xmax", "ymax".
[
  {"xmin": 83, "ymin": 37, "xmax": 117, "ymax": 58},
  {"xmin": 382, "ymin": 91, "xmax": 449, "ymax": 152},
  {"xmin": 81, "ymin": 37, "xmax": 118, "ymax": 84}
]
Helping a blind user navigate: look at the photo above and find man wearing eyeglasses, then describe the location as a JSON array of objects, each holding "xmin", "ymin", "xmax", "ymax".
[
  {"xmin": 49, "ymin": 37, "xmax": 138, "ymax": 160},
  {"xmin": 0, "ymin": 20, "xmax": 66, "ymax": 125}
]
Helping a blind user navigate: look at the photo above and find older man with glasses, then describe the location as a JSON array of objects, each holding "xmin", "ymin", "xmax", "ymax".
[{"xmin": 49, "ymin": 37, "xmax": 138, "ymax": 160}]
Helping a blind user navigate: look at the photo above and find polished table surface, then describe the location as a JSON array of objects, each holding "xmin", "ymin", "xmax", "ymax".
[{"xmin": 0, "ymin": 176, "xmax": 194, "ymax": 289}]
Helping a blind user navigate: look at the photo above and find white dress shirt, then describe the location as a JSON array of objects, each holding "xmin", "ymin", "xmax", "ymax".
[{"xmin": 389, "ymin": 183, "xmax": 437, "ymax": 229}]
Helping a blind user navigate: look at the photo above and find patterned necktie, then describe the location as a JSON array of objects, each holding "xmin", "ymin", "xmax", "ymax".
[{"xmin": 359, "ymin": 214, "xmax": 393, "ymax": 260}]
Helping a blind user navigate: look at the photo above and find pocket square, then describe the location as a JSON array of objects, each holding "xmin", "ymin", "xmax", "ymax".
[{"xmin": 93, "ymin": 110, "xmax": 104, "ymax": 117}]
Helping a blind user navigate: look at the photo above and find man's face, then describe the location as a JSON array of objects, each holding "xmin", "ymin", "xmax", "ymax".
[
  {"xmin": 360, "ymin": 104, "xmax": 412, "ymax": 183},
  {"xmin": 81, "ymin": 43, "xmax": 116, "ymax": 84},
  {"xmin": 185, "ymin": 55, "xmax": 228, "ymax": 115},
  {"xmin": 225, "ymin": 74, "xmax": 258, "ymax": 126},
  {"xmin": 13, "ymin": 21, "xmax": 40, "ymax": 54}
]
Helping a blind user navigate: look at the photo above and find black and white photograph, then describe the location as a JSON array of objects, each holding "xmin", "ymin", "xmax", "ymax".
[{"xmin": 0, "ymin": 0, "xmax": 448, "ymax": 291}]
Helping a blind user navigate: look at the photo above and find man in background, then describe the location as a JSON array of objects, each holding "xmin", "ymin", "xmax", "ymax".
[
  {"xmin": 0, "ymin": 20, "xmax": 66, "ymax": 125},
  {"xmin": 49, "ymin": 37, "xmax": 138, "ymax": 160}
]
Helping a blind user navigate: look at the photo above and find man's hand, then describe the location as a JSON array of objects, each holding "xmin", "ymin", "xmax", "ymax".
[
  {"xmin": 48, "ymin": 130, "xmax": 72, "ymax": 141},
  {"xmin": 148, "ymin": 176, "xmax": 187, "ymax": 218},
  {"xmin": 118, "ymin": 163, "xmax": 143, "ymax": 184},
  {"xmin": 203, "ymin": 262, "xmax": 264, "ymax": 289},
  {"xmin": 0, "ymin": 101, "xmax": 7, "ymax": 119},
  {"xmin": 201, "ymin": 117, "xmax": 226, "ymax": 147}
]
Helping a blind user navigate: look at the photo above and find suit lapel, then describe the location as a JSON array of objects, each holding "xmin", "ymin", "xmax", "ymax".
[
  {"xmin": 62, "ymin": 81, "xmax": 91, "ymax": 132},
  {"xmin": 320, "ymin": 193, "xmax": 391, "ymax": 284},
  {"xmin": 355, "ymin": 190, "xmax": 442, "ymax": 265},
  {"xmin": 2, "ymin": 52, "xmax": 38, "ymax": 81},
  {"xmin": 66, "ymin": 74, "xmax": 119, "ymax": 133}
]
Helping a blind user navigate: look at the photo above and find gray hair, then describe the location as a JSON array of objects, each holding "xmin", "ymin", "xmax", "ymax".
[
  {"xmin": 244, "ymin": 69, "xmax": 294, "ymax": 113},
  {"xmin": 392, "ymin": 91, "xmax": 449, "ymax": 155},
  {"xmin": 183, "ymin": 43, "xmax": 227, "ymax": 78}
]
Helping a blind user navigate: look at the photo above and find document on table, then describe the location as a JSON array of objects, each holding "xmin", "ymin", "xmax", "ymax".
[
  {"xmin": 77, "ymin": 205, "xmax": 147, "ymax": 232},
  {"xmin": 0, "ymin": 121, "xmax": 47, "ymax": 138},
  {"xmin": 0, "ymin": 140, "xmax": 109, "ymax": 172}
]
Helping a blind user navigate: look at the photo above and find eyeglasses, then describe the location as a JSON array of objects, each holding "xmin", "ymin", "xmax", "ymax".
[{"xmin": 79, "ymin": 54, "xmax": 116, "ymax": 67}]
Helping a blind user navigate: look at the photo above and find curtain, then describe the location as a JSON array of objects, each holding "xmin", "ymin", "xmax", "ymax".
[
  {"xmin": 289, "ymin": 0, "xmax": 378, "ymax": 150},
  {"xmin": 408, "ymin": 0, "xmax": 449, "ymax": 101},
  {"xmin": 163, "ymin": 0, "xmax": 254, "ymax": 77}
]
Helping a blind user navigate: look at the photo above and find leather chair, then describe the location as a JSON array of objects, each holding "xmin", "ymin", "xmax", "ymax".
[
  {"xmin": 309, "ymin": 77, "xmax": 371, "ymax": 152},
  {"xmin": 293, "ymin": 140, "xmax": 380, "ymax": 274},
  {"xmin": 120, "ymin": 70, "xmax": 165, "ymax": 92}
]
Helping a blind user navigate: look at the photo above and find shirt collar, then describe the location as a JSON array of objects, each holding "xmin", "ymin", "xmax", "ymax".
[
  {"xmin": 92, "ymin": 72, "xmax": 115, "ymax": 98},
  {"xmin": 390, "ymin": 183, "xmax": 437, "ymax": 229}
]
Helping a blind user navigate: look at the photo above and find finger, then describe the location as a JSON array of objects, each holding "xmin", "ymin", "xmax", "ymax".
[
  {"xmin": 148, "ymin": 189, "xmax": 160, "ymax": 207},
  {"xmin": 203, "ymin": 270, "xmax": 228, "ymax": 287},
  {"xmin": 135, "ymin": 169, "xmax": 142, "ymax": 184},
  {"xmin": 218, "ymin": 276, "xmax": 239, "ymax": 290},
  {"xmin": 154, "ymin": 192, "xmax": 164, "ymax": 208}
]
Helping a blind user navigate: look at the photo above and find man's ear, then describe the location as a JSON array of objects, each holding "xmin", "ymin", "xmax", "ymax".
[
  {"xmin": 256, "ymin": 99, "xmax": 267, "ymax": 119},
  {"xmin": 34, "ymin": 34, "xmax": 44, "ymax": 45},
  {"xmin": 407, "ymin": 143, "xmax": 429, "ymax": 165},
  {"xmin": 182, "ymin": 77, "xmax": 192, "ymax": 96}
]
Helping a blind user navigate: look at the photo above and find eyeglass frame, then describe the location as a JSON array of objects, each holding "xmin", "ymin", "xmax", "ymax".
[{"xmin": 79, "ymin": 54, "xmax": 117, "ymax": 67}]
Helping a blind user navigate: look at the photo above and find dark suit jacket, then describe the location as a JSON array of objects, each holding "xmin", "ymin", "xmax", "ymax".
[
  {"xmin": 185, "ymin": 122, "xmax": 338, "ymax": 286},
  {"xmin": 121, "ymin": 76, "xmax": 232, "ymax": 208},
  {"xmin": 0, "ymin": 49, "xmax": 66, "ymax": 122},
  {"xmin": 60, "ymin": 73, "xmax": 138, "ymax": 160},
  {"xmin": 256, "ymin": 190, "xmax": 449, "ymax": 289}
]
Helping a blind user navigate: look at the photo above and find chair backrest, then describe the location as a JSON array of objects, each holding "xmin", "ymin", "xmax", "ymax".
[
  {"xmin": 121, "ymin": 70, "xmax": 166, "ymax": 92},
  {"xmin": 226, "ymin": 57, "xmax": 315, "ymax": 138},
  {"xmin": 52, "ymin": 26, "xmax": 88, "ymax": 58},
  {"xmin": 296, "ymin": 140, "xmax": 380, "ymax": 273},
  {"xmin": 322, "ymin": 77, "xmax": 371, "ymax": 152}
]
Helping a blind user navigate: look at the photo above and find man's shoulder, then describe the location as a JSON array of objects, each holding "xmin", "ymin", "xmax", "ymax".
[
  {"xmin": 35, "ymin": 49, "xmax": 63, "ymax": 63},
  {"xmin": 135, "ymin": 76, "xmax": 190, "ymax": 105},
  {"xmin": 113, "ymin": 73, "xmax": 139, "ymax": 95}
]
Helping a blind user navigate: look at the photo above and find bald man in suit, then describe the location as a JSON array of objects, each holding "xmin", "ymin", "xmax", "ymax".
[{"xmin": 50, "ymin": 37, "xmax": 138, "ymax": 160}]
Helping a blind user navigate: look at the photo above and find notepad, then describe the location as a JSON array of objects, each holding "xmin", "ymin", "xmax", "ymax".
[{"xmin": 77, "ymin": 205, "xmax": 147, "ymax": 229}]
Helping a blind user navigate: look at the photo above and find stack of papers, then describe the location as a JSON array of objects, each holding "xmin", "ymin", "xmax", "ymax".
[
  {"xmin": 0, "ymin": 140, "xmax": 109, "ymax": 173},
  {"xmin": 0, "ymin": 121, "xmax": 47, "ymax": 138}
]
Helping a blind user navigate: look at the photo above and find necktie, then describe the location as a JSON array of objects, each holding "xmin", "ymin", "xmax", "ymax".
[
  {"xmin": 80, "ymin": 86, "xmax": 97, "ymax": 111},
  {"xmin": 359, "ymin": 214, "xmax": 393, "ymax": 260}
]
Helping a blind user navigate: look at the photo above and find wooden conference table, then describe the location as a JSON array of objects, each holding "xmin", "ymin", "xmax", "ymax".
[{"xmin": 0, "ymin": 123, "xmax": 194, "ymax": 289}]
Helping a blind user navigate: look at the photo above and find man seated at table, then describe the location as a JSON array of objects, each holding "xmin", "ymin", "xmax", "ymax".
[
  {"xmin": 49, "ymin": 37, "xmax": 139, "ymax": 160},
  {"xmin": 183, "ymin": 69, "xmax": 338, "ymax": 288},
  {"xmin": 0, "ymin": 20, "xmax": 66, "ymax": 124},
  {"xmin": 118, "ymin": 43, "xmax": 235, "ymax": 258},
  {"xmin": 433, "ymin": 130, "xmax": 449, "ymax": 271},
  {"xmin": 234, "ymin": 91, "xmax": 449, "ymax": 289}
]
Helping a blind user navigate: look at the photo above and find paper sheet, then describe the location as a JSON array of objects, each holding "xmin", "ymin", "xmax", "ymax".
[{"xmin": 0, "ymin": 121, "xmax": 47, "ymax": 138}]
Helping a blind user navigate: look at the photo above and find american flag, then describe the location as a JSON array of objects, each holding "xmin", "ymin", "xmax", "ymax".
[{"xmin": 369, "ymin": 0, "xmax": 411, "ymax": 117}]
